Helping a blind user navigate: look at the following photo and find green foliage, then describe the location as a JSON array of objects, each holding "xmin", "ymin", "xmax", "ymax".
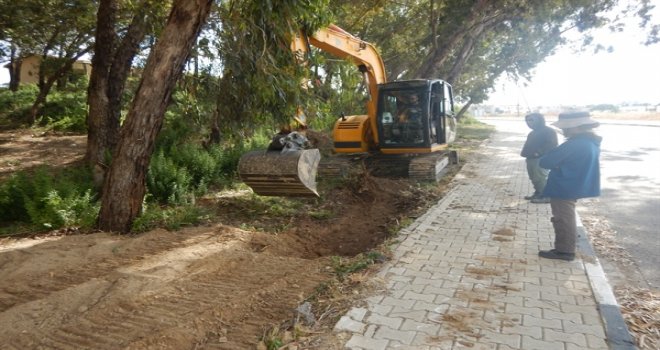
[
  {"xmin": 260, "ymin": 326, "xmax": 285, "ymax": 350},
  {"xmin": 147, "ymin": 137, "xmax": 263, "ymax": 206},
  {"xmin": 36, "ymin": 189, "xmax": 99, "ymax": 228},
  {"xmin": 239, "ymin": 194, "xmax": 304, "ymax": 218},
  {"xmin": 146, "ymin": 151, "xmax": 194, "ymax": 205},
  {"xmin": 213, "ymin": 0, "xmax": 333, "ymax": 133},
  {"xmin": 457, "ymin": 117, "xmax": 495, "ymax": 141},
  {"xmin": 0, "ymin": 166, "xmax": 98, "ymax": 231},
  {"xmin": 331, "ymin": 251, "xmax": 386, "ymax": 280},
  {"xmin": 388, "ymin": 217, "xmax": 413, "ymax": 236},
  {"xmin": 307, "ymin": 59, "xmax": 369, "ymax": 131},
  {"xmin": 330, "ymin": 0, "xmax": 639, "ymax": 105},
  {"xmin": 147, "ymin": 81, "xmax": 281, "ymax": 207},
  {"xmin": 0, "ymin": 81, "xmax": 88, "ymax": 131},
  {"xmin": 39, "ymin": 80, "xmax": 89, "ymax": 132},
  {"xmin": 0, "ymin": 85, "xmax": 38, "ymax": 127},
  {"xmin": 131, "ymin": 204, "xmax": 209, "ymax": 233},
  {"xmin": 309, "ymin": 209, "xmax": 334, "ymax": 220}
]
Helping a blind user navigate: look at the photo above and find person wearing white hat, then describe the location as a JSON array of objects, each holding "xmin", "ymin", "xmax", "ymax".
[{"xmin": 537, "ymin": 111, "xmax": 602, "ymax": 261}]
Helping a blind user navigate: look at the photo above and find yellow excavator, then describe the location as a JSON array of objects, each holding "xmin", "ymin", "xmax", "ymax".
[{"xmin": 238, "ymin": 24, "xmax": 457, "ymax": 197}]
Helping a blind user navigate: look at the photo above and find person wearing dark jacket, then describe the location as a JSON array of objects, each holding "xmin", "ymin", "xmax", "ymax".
[
  {"xmin": 537, "ymin": 111, "xmax": 602, "ymax": 261},
  {"xmin": 520, "ymin": 113, "xmax": 558, "ymax": 202}
]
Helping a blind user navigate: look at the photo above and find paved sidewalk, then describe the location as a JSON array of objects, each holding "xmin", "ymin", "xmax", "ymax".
[{"xmin": 334, "ymin": 131, "xmax": 634, "ymax": 349}]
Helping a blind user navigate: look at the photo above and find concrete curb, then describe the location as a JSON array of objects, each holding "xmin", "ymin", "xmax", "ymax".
[{"xmin": 576, "ymin": 212, "xmax": 637, "ymax": 350}]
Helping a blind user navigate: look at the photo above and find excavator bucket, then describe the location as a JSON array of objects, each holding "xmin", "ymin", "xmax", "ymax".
[{"xmin": 238, "ymin": 149, "xmax": 321, "ymax": 197}]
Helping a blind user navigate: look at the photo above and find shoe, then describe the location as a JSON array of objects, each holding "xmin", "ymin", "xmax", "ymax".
[
  {"xmin": 530, "ymin": 197, "xmax": 550, "ymax": 204},
  {"xmin": 538, "ymin": 249, "xmax": 575, "ymax": 261},
  {"xmin": 524, "ymin": 193, "xmax": 539, "ymax": 200}
]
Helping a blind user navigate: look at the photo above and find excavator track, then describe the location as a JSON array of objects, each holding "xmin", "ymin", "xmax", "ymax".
[
  {"xmin": 407, "ymin": 151, "xmax": 454, "ymax": 182},
  {"xmin": 317, "ymin": 151, "xmax": 457, "ymax": 182}
]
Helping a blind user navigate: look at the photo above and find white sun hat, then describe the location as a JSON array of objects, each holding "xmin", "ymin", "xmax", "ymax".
[{"xmin": 552, "ymin": 111, "xmax": 599, "ymax": 129}]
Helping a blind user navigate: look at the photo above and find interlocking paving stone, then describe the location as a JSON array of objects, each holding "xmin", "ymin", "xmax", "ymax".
[{"xmin": 339, "ymin": 131, "xmax": 614, "ymax": 349}]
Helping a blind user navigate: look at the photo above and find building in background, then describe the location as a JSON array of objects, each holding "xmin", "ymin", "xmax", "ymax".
[{"xmin": 3, "ymin": 55, "xmax": 92, "ymax": 86}]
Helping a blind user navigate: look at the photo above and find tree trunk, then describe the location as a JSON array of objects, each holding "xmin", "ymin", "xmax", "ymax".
[
  {"xmin": 29, "ymin": 74, "xmax": 60, "ymax": 123},
  {"xmin": 98, "ymin": 0, "xmax": 213, "ymax": 233},
  {"xmin": 86, "ymin": 0, "xmax": 118, "ymax": 172},
  {"xmin": 8, "ymin": 46, "xmax": 21, "ymax": 92},
  {"xmin": 106, "ymin": 6, "xmax": 150, "ymax": 152},
  {"xmin": 87, "ymin": 0, "xmax": 150, "ymax": 189},
  {"xmin": 456, "ymin": 99, "xmax": 473, "ymax": 121}
]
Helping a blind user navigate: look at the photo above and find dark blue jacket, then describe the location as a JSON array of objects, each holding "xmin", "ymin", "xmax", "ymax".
[
  {"xmin": 540, "ymin": 133, "xmax": 602, "ymax": 199},
  {"xmin": 520, "ymin": 115, "xmax": 558, "ymax": 159}
]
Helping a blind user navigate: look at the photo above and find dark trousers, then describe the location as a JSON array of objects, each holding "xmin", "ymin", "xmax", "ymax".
[
  {"xmin": 550, "ymin": 198, "xmax": 577, "ymax": 254},
  {"xmin": 526, "ymin": 158, "xmax": 549, "ymax": 195}
]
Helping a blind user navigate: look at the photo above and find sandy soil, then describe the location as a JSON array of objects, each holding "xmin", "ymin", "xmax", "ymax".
[
  {"xmin": 0, "ymin": 131, "xmax": 87, "ymax": 179},
  {"xmin": 2, "ymin": 125, "xmax": 657, "ymax": 349},
  {"xmin": 0, "ymin": 130, "xmax": 451, "ymax": 349}
]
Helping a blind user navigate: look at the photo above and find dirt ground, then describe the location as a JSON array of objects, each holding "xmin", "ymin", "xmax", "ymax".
[
  {"xmin": 2, "ymin": 126, "xmax": 657, "ymax": 349},
  {"xmin": 0, "ymin": 130, "xmax": 458, "ymax": 349}
]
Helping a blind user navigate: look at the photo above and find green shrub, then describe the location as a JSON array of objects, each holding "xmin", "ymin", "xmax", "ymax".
[
  {"xmin": 40, "ymin": 87, "xmax": 88, "ymax": 132},
  {"xmin": 0, "ymin": 166, "xmax": 98, "ymax": 230},
  {"xmin": 170, "ymin": 143, "xmax": 219, "ymax": 191},
  {"xmin": 0, "ymin": 85, "xmax": 38, "ymax": 127},
  {"xmin": 31, "ymin": 189, "xmax": 99, "ymax": 228},
  {"xmin": 331, "ymin": 251, "xmax": 387, "ymax": 280},
  {"xmin": 132, "ymin": 204, "xmax": 208, "ymax": 233},
  {"xmin": 146, "ymin": 151, "xmax": 193, "ymax": 204},
  {"xmin": 0, "ymin": 81, "xmax": 88, "ymax": 132}
]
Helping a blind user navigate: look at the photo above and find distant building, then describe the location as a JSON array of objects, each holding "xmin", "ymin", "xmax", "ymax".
[{"xmin": 3, "ymin": 55, "xmax": 92, "ymax": 85}]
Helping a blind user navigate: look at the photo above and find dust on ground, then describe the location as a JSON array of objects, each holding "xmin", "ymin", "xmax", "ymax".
[
  {"xmin": 0, "ymin": 130, "xmax": 86, "ymax": 179},
  {"xmin": 0, "ymin": 129, "xmax": 456, "ymax": 349}
]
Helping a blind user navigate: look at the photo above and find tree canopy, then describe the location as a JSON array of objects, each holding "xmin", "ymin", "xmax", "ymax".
[{"xmin": 1, "ymin": 0, "xmax": 657, "ymax": 232}]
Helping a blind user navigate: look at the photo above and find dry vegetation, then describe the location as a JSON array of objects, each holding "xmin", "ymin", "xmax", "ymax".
[{"xmin": 581, "ymin": 207, "xmax": 660, "ymax": 350}]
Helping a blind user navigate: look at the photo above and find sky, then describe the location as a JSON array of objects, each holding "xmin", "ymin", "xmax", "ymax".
[{"xmin": 485, "ymin": 5, "xmax": 660, "ymax": 108}]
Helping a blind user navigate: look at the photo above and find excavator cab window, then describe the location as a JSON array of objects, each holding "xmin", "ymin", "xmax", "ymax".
[
  {"xmin": 429, "ymin": 81, "xmax": 457, "ymax": 146},
  {"xmin": 378, "ymin": 90, "xmax": 428, "ymax": 147},
  {"xmin": 441, "ymin": 83, "xmax": 457, "ymax": 144}
]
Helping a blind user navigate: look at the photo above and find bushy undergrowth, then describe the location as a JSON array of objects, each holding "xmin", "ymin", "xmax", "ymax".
[
  {"xmin": 0, "ymin": 81, "xmax": 88, "ymax": 132},
  {"xmin": 0, "ymin": 85, "xmax": 38, "ymax": 128},
  {"xmin": 146, "ymin": 129, "xmax": 268, "ymax": 205},
  {"xmin": 132, "ymin": 204, "xmax": 209, "ymax": 233},
  {"xmin": 456, "ymin": 114, "xmax": 495, "ymax": 141},
  {"xmin": 39, "ymin": 85, "xmax": 88, "ymax": 132},
  {"xmin": 0, "ymin": 166, "xmax": 98, "ymax": 234}
]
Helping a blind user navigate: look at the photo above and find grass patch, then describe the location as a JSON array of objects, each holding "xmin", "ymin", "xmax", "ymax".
[
  {"xmin": 457, "ymin": 116, "xmax": 495, "ymax": 141},
  {"xmin": 131, "ymin": 204, "xmax": 210, "ymax": 233},
  {"xmin": 309, "ymin": 209, "xmax": 334, "ymax": 220},
  {"xmin": 331, "ymin": 251, "xmax": 387, "ymax": 281}
]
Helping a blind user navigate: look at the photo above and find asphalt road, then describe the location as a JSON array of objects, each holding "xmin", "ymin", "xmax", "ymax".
[{"xmin": 479, "ymin": 117, "xmax": 660, "ymax": 288}]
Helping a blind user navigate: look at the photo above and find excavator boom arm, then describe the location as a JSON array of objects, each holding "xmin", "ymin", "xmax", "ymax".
[{"xmin": 292, "ymin": 24, "xmax": 387, "ymax": 144}]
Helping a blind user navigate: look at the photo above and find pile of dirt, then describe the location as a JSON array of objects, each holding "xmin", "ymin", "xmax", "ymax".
[{"xmin": 0, "ymin": 130, "xmax": 452, "ymax": 349}]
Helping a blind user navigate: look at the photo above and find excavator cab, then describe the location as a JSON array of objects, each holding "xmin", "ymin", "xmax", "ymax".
[{"xmin": 377, "ymin": 79, "xmax": 456, "ymax": 154}]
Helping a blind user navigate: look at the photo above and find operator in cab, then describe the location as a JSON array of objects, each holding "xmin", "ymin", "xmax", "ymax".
[{"xmin": 397, "ymin": 94, "xmax": 422, "ymax": 123}]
